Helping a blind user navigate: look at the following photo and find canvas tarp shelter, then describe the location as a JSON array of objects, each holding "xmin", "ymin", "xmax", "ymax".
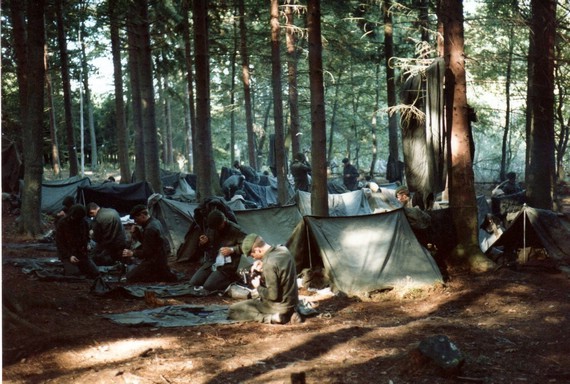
[
  {"xmin": 297, "ymin": 186, "xmax": 401, "ymax": 217},
  {"xmin": 234, "ymin": 204, "xmax": 303, "ymax": 247},
  {"xmin": 286, "ymin": 209, "xmax": 443, "ymax": 294},
  {"xmin": 171, "ymin": 200, "xmax": 303, "ymax": 263},
  {"xmin": 297, "ymin": 190, "xmax": 372, "ymax": 216},
  {"xmin": 39, "ymin": 176, "xmax": 91, "ymax": 214},
  {"xmin": 159, "ymin": 170, "xmax": 197, "ymax": 201},
  {"xmin": 149, "ymin": 195, "xmax": 198, "ymax": 257},
  {"xmin": 77, "ymin": 181, "xmax": 153, "ymax": 216},
  {"xmin": 242, "ymin": 180, "xmax": 295, "ymax": 208},
  {"xmin": 485, "ymin": 205, "xmax": 570, "ymax": 265}
]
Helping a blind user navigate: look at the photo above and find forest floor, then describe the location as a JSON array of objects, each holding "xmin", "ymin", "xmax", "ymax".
[{"xmin": 2, "ymin": 180, "xmax": 570, "ymax": 384}]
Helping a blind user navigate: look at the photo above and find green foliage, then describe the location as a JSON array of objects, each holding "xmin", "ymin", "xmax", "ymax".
[{"xmin": 2, "ymin": 0, "xmax": 568, "ymax": 181}]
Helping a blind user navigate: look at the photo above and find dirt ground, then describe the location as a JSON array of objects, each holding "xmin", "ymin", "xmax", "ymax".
[{"xmin": 2, "ymin": 189, "xmax": 570, "ymax": 384}]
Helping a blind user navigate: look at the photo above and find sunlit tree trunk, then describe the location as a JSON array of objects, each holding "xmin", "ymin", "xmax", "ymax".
[
  {"xmin": 307, "ymin": 0, "xmax": 328, "ymax": 216},
  {"xmin": 18, "ymin": 0, "xmax": 46, "ymax": 237},
  {"xmin": 109, "ymin": 0, "xmax": 131, "ymax": 183},
  {"xmin": 238, "ymin": 0, "xmax": 256, "ymax": 169},
  {"xmin": 193, "ymin": 0, "xmax": 216, "ymax": 200},
  {"xmin": 285, "ymin": 1, "xmax": 301, "ymax": 157},
  {"xmin": 55, "ymin": 0, "xmax": 79, "ymax": 176},
  {"xmin": 270, "ymin": 0, "xmax": 288, "ymax": 205},
  {"xmin": 441, "ymin": 0, "xmax": 493, "ymax": 271},
  {"xmin": 526, "ymin": 0, "xmax": 556, "ymax": 210}
]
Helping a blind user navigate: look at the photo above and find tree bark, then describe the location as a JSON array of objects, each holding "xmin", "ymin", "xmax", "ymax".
[
  {"xmin": 79, "ymin": 25, "xmax": 98, "ymax": 171},
  {"xmin": 183, "ymin": 0, "xmax": 196, "ymax": 173},
  {"xmin": 238, "ymin": 0, "xmax": 256, "ymax": 169},
  {"xmin": 526, "ymin": 0, "xmax": 556, "ymax": 209},
  {"xmin": 384, "ymin": 0, "xmax": 400, "ymax": 177},
  {"xmin": 127, "ymin": 1, "xmax": 146, "ymax": 182},
  {"xmin": 137, "ymin": 0, "xmax": 162, "ymax": 193},
  {"xmin": 193, "ymin": 0, "xmax": 216, "ymax": 200},
  {"xmin": 270, "ymin": 0, "xmax": 288, "ymax": 205},
  {"xmin": 19, "ymin": 0, "xmax": 46, "ymax": 237},
  {"xmin": 55, "ymin": 0, "xmax": 79, "ymax": 176},
  {"xmin": 285, "ymin": 1, "xmax": 301, "ymax": 157},
  {"xmin": 109, "ymin": 0, "xmax": 131, "ymax": 183},
  {"xmin": 307, "ymin": 0, "xmax": 329, "ymax": 217},
  {"xmin": 44, "ymin": 32, "xmax": 61, "ymax": 178},
  {"xmin": 230, "ymin": 18, "xmax": 238, "ymax": 166},
  {"xmin": 370, "ymin": 61, "xmax": 380, "ymax": 178},
  {"xmin": 499, "ymin": 21, "xmax": 515, "ymax": 181},
  {"xmin": 441, "ymin": 0, "xmax": 492, "ymax": 271}
]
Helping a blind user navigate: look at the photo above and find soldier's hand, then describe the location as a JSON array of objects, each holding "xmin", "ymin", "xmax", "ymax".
[{"xmin": 70, "ymin": 256, "xmax": 79, "ymax": 263}]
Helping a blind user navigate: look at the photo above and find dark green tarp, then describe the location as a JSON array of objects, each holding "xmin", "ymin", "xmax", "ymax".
[{"xmin": 40, "ymin": 176, "xmax": 91, "ymax": 214}]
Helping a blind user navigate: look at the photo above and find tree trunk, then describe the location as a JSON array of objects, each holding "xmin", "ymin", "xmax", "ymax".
[
  {"xmin": 183, "ymin": 0, "xmax": 196, "ymax": 173},
  {"xmin": 44, "ymin": 34, "xmax": 61, "ymax": 177},
  {"xmin": 109, "ymin": 0, "xmax": 131, "ymax": 183},
  {"xmin": 554, "ymin": 73, "xmax": 569, "ymax": 182},
  {"xmin": 55, "ymin": 0, "xmax": 79, "ymax": 177},
  {"xmin": 238, "ymin": 0, "xmax": 256, "ymax": 169},
  {"xmin": 369, "ymin": 61, "xmax": 380, "ymax": 178},
  {"xmin": 193, "ymin": 0, "xmax": 216, "ymax": 200},
  {"xmin": 137, "ymin": 1, "xmax": 162, "ymax": 194},
  {"xmin": 230, "ymin": 18, "xmax": 237, "ymax": 166},
  {"xmin": 286, "ymin": 1, "xmax": 301, "ymax": 157},
  {"xmin": 80, "ymin": 29, "xmax": 98, "ymax": 171},
  {"xmin": 270, "ymin": 0, "xmax": 288, "ymax": 206},
  {"xmin": 500, "ymin": 18, "xmax": 516, "ymax": 181},
  {"xmin": 418, "ymin": 0, "xmax": 430, "ymax": 46},
  {"xmin": 127, "ymin": 2, "xmax": 146, "ymax": 183},
  {"xmin": 441, "ymin": 0, "xmax": 493, "ymax": 271},
  {"xmin": 384, "ymin": 0, "xmax": 400, "ymax": 176},
  {"xmin": 19, "ymin": 0, "xmax": 46, "ymax": 237},
  {"xmin": 307, "ymin": 0, "xmax": 329, "ymax": 217},
  {"xmin": 328, "ymin": 71, "xmax": 342, "ymax": 163},
  {"xmin": 164, "ymin": 76, "xmax": 174, "ymax": 167},
  {"xmin": 526, "ymin": 0, "xmax": 556, "ymax": 210}
]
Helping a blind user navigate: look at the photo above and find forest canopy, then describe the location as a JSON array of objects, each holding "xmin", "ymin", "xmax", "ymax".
[{"xmin": 1, "ymin": 0, "xmax": 568, "ymax": 186}]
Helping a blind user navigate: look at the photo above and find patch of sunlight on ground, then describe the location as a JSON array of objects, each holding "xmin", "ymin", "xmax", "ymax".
[{"xmin": 54, "ymin": 336, "xmax": 180, "ymax": 369}]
